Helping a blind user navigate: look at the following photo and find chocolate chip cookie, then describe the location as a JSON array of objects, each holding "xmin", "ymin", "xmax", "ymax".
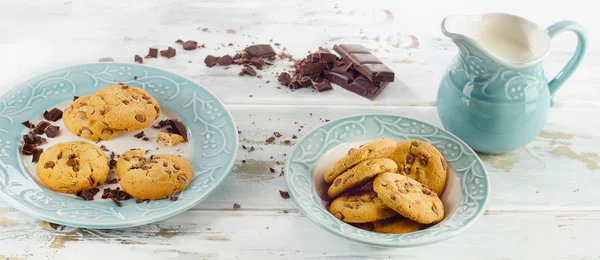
[
  {"xmin": 116, "ymin": 149, "xmax": 192, "ymax": 200},
  {"xmin": 36, "ymin": 141, "xmax": 109, "ymax": 194},
  {"xmin": 388, "ymin": 140, "xmax": 448, "ymax": 195},
  {"xmin": 327, "ymin": 158, "xmax": 397, "ymax": 199},
  {"xmin": 328, "ymin": 190, "xmax": 397, "ymax": 223},
  {"xmin": 373, "ymin": 172, "xmax": 444, "ymax": 224},
  {"xmin": 324, "ymin": 138, "xmax": 396, "ymax": 184},
  {"xmin": 63, "ymin": 84, "xmax": 160, "ymax": 141},
  {"xmin": 371, "ymin": 216, "xmax": 422, "ymax": 234}
]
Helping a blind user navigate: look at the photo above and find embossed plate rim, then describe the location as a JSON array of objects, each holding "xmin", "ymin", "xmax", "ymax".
[
  {"xmin": 284, "ymin": 113, "xmax": 490, "ymax": 247},
  {"xmin": 0, "ymin": 62, "xmax": 239, "ymax": 228}
]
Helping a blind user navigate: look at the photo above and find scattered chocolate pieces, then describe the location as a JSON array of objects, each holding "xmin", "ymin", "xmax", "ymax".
[
  {"xmin": 76, "ymin": 188, "xmax": 100, "ymax": 201},
  {"xmin": 266, "ymin": 137, "xmax": 276, "ymax": 143},
  {"xmin": 32, "ymin": 148, "xmax": 43, "ymax": 163},
  {"xmin": 160, "ymin": 47, "xmax": 176, "ymax": 58},
  {"xmin": 21, "ymin": 120, "xmax": 35, "ymax": 129},
  {"xmin": 134, "ymin": 55, "xmax": 143, "ymax": 64},
  {"xmin": 32, "ymin": 121, "xmax": 50, "ymax": 135},
  {"xmin": 146, "ymin": 48, "xmax": 159, "ymax": 58},
  {"xmin": 182, "ymin": 40, "xmax": 198, "ymax": 50},
  {"xmin": 233, "ymin": 203, "xmax": 241, "ymax": 210},
  {"xmin": 240, "ymin": 67, "xmax": 257, "ymax": 76},
  {"xmin": 167, "ymin": 119, "xmax": 188, "ymax": 141},
  {"xmin": 44, "ymin": 125, "xmax": 60, "ymax": 138},
  {"xmin": 279, "ymin": 190, "xmax": 290, "ymax": 199},
  {"xmin": 245, "ymin": 44, "xmax": 276, "ymax": 58},
  {"xmin": 204, "ymin": 55, "xmax": 220, "ymax": 67},
  {"xmin": 102, "ymin": 187, "xmax": 132, "ymax": 207}
]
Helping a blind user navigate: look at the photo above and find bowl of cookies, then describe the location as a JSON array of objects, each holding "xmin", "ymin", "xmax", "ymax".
[
  {"xmin": 285, "ymin": 114, "xmax": 490, "ymax": 247},
  {"xmin": 0, "ymin": 63, "xmax": 238, "ymax": 228}
]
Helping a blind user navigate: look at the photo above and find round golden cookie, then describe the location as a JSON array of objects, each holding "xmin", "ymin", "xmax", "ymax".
[
  {"xmin": 328, "ymin": 191, "xmax": 397, "ymax": 223},
  {"xmin": 371, "ymin": 216, "xmax": 422, "ymax": 234},
  {"xmin": 327, "ymin": 158, "xmax": 397, "ymax": 199},
  {"xmin": 92, "ymin": 84, "xmax": 160, "ymax": 131},
  {"xmin": 388, "ymin": 140, "xmax": 448, "ymax": 195},
  {"xmin": 373, "ymin": 172, "xmax": 444, "ymax": 224},
  {"xmin": 36, "ymin": 141, "xmax": 109, "ymax": 194},
  {"xmin": 63, "ymin": 96, "xmax": 124, "ymax": 141},
  {"xmin": 324, "ymin": 138, "xmax": 396, "ymax": 184},
  {"xmin": 116, "ymin": 150, "xmax": 193, "ymax": 200}
]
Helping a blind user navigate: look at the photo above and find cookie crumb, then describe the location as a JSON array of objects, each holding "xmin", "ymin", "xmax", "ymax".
[{"xmin": 158, "ymin": 132, "xmax": 185, "ymax": 147}]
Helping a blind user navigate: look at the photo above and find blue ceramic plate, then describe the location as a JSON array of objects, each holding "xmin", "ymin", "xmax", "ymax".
[
  {"xmin": 285, "ymin": 114, "xmax": 490, "ymax": 247},
  {"xmin": 0, "ymin": 63, "xmax": 238, "ymax": 228}
]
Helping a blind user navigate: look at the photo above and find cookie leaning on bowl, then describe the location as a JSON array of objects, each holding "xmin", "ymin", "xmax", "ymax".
[{"xmin": 324, "ymin": 138, "xmax": 396, "ymax": 184}]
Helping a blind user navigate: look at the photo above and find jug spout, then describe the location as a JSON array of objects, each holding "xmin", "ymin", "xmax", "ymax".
[{"xmin": 442, "ymin": 13, "xmax": 551, "ymax": 68}]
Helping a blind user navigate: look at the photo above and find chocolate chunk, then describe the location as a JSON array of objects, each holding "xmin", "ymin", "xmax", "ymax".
[
  {"xmin": 167, "ymin": 119, "xmax": 188, "ymax": 141},
  {"xmin": 44, "ymin": 125, "xmax": 60, "ymax": 138},
  {"xmin": 233, "ymin": 203, "xmax": 241, "ymax": 210},
  {"xmin": 266, "ymin": 137, "xmax": 276, "ymax": 143},
  {"xmin": 284, "ymin": 140, "xmax": 291, "ymax": 144},
  {"xmin": 273, "ymin": 132, "xmax": 282, "ymax": 137},
  {"xmin": 21, "ymin": 120, "xmax": 35, "ymax": 129},
  {"xmin": 21, "ymin": 144, "xmax": 35, "ymax": 155},
  {"xmin": 279, "ymin": 190, "xmax": 290, "ymax": 199},
  {"xmin": 76, "ymin": 189, "xmax": 99, "ymax": 201},
  {"xmin": 239, "ymin": 67, "xmax": 257, "ymax": 76},
  {"xmin": 160, "ymin": 47, "xmax": 176, "ymax": 58},
  {"xmin": 245, "ymin": 44, "xmax": 276, "ymax": 58},
  {"xmin": 298, "ymin": 77, "xmax": 313, "ymax": 88},
  {"xmin": 298, "ymin": 62, "xmax": 328, "ymax": 75},
  {"xmin": 146, "ymin": 48, "xmax": 159, "ymax": 58},
  {"xmin": 292, "ymin": 135, "xmax": 297, "ymax": 139},
  {"xmin": 34, "ymin": 134, "xmax": 47, "ymax": 145},
  {"xmin": 204, "ymin": 55, "xmax": 220, "ymax": 67},
  {"xmin": 277, "ymin": 72, "xmax": 292, "ymax": 86},
  {"xmin": 313, "ymin": 80, "xmax": 333, "ymax": 92},
  {"xmin": 217, "ymin": 55, "xmax": 233, "ymax": 66},
  {"xmin": 22, "ymin": 133, "xmax": 36, "ymax": 145},
  {"xmin": 142, "ymin": 137, "xmax": 149, "ymax": 141},
  {"xmin": 182, "ymin": 40, "xmax": 198, "ymax": 50},
  {"xmin": 73, "ymin": 96, "xmax": 79, "ymax": 101},
  {"xmin": 33, "ymin": 121, "xmax": 50, "ymax": 135},
  {"xmin": 134, "ymin": 55, "xmax": 143, "ymax": 64},
  {"xmin": 333, "ymin": 44, "xmax": 394, "ymax": 82},
  {"xmin": 43, "ymin": 108, "xmax": 63, "ymax": 122},
  {"xmin": 32, "ymin": 148, "xmax": 43, "ymax": 163},
  {"xmin": 249, "ymin": 57, "xmax": 265, "ymax": 70},
  {"xmin": 134, "ymin": 131, "xmax": 145, "ymax": 139},
  {"xmin": 307, "ymin": 51, "xmax": 338, "ymax": 63}
]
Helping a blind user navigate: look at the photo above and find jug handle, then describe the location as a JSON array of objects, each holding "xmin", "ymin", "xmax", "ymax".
[{"xmin": 546, "ymin": 21, "xmax": 588, "ymax": 107}]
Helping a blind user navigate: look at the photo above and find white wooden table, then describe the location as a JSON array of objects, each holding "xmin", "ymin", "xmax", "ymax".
[{"xmin": 1, "ymin": 0, "xmax": 599, "ymax": 259}]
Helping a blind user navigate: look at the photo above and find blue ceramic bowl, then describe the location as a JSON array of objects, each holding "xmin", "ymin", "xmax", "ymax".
[
  {"xmin": 0, "ymin": 63, "xmax": 238, "ymax": 228},
  {"xmin": 285, "ymin": 114, "xmax": 490, "ymax": 247}
]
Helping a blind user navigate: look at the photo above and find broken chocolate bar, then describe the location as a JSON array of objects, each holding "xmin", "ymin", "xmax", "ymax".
[
  {"xmin": 313, "ymin": 80, "xmax": 333, "ymax": 92},
  {"xmin": 245, "ymin": 44, "xmax": 276, "ymax": 58},
  {"xmin": 324, "ymin": 71, "xmax": 388, "ymax": 100},
  {"xmin": 333, "ymin": 44, "xmax": 394, "ymax": 82}
]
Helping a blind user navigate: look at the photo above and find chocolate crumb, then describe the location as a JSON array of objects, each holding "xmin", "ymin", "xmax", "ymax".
[
  {"xmin": 279, "ymin": 190, "xmax": 290, "ymax": 199},
  {"xmin": 284, "ymin": 140, "xmax": 291, "ymax": 144},
  {"xmin": 266, "ymin": 137, "xmax": 276, "ymax": 143},
  {"xmin": 142, "ymin": 137, "xmax": 149, "ymax": 141},
  {"xmin": 292, "ymin": 135, "xmax": 298, "ymax": 139},
  {"xmin": 136, "ymin": 199, "xmax": 150, "ymax": 204},
  {"xmin": 182, "ymin": 40, "xmax": 198, "ymax": 50},
  {"xmin": 73, "ymin": 96, "xmax": 79, "ymax": 101},
  {"xmin": 134, "ymin": 55, "xmax": 143, "ymax": 64},
  {"xmin": 169, "ymin": 195, "xmax": 179, "ymax": 201},
  {"xmin": 233, "ymin": 203, "xmax": 241, "ymax": 210},
  {"xmin": 107, "ymin": 178, "xmax": 119, "ymax": 184},
  {"xmin": 100, "ymin": 145, "xmax": 110, "ymax": 152},
  {"xmin": 176, "ymin": 39, "xmax": 184, "ymax": 44},
  {"xmin": 273, "ymin": 132, "xmax": 282, "ymax": 137},
  {"xmin": 249, "ymin": 146, "xmax": 255, "ymax": 152},
  {"xmin": 283, "ymin": 210, "xmax": 289, "ymax": 214},
  {"xmin": 44, "ymin": 125, "xmax": 60, "ymax": 138},
  {"xmin": 269, "ymin": 167, "xmax": 276, "ymax": 173},
  {"xmin": 43, "ymin": 108, "xmax": 63, "ymax": 122},
  {"xmin": 240, "ymin": 67, "xmax": 257, "ymax": 76},
  {"xmin": 242, "ymin": 160, "xmax": 246, "ymax": 163},
  {"xmin": 160, "ymin": 47, "xmax": 176, "ymax": 58},
  {"xmin": 242, "ymin": 145, "xmax": 247, "ymax": 150},
  {"xmin": 134, "ymin": 131, "xmax": 145, "ymax": 139},
  {"xmin": 21, "ymin": 120, "xmax": 35, "ymax": 129}
]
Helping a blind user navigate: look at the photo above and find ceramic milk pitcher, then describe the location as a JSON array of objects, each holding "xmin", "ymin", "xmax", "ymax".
[{"xmin": 437, "ymin": 13, "xmax": 587, "ymax": 154}]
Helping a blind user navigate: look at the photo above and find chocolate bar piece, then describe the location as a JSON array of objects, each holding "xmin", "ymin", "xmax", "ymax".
[
  {"xmin": 313, "ymin": 80, "xmax": 333, "ymax": 92},
  {"xmin": 307, "ymin": 48, "xmax": 338, "ymax": 63},
  {"xmin": 324, "ymin": 70, "xmax": 389, "ymax": 100},
  {"xmin": 333, "ymin": 44, "xmax": 394, "ymax": 82},
  {"xmin": 245, "ymin": 44, "xmax": 276, "ymax": 58}
]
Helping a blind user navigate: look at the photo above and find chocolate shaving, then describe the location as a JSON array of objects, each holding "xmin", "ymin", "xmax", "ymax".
[{"xmin": 248, "ymin": 146, "xmax": 255, "ymax": 152}]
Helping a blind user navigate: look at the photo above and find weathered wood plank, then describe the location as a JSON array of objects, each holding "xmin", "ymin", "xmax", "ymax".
[{"xmin": 0, "ymin": 209, "xmax": 598, "ymax": 259}]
